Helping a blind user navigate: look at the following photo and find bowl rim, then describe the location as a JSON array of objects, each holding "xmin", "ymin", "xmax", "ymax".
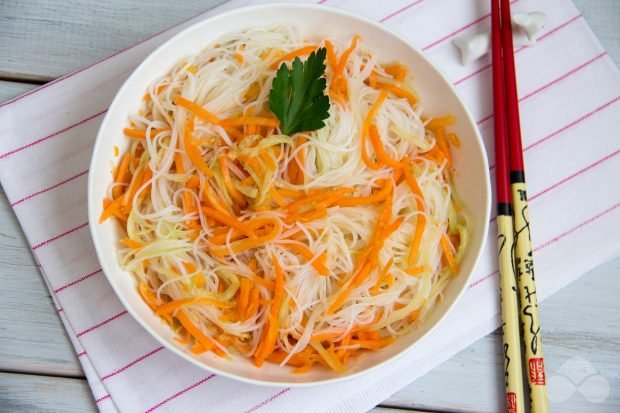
[{"xmin": 88, "ymin": 1, "xmax": 491, "ymax": 388}]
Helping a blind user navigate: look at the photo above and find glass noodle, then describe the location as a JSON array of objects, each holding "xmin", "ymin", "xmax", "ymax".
[{"xmin": 101, "ymin": 25, "xmax": 470, "ymax": 373}]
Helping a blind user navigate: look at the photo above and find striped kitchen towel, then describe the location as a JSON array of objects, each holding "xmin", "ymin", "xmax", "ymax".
[{"xmin": 0, "ymin": 0, "xmax": 619, "ymax": 412}]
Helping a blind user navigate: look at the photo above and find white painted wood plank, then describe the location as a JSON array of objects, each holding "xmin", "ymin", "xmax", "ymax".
[
  {"xmin": 0, "ymin": 81, "xmax": 37, "ymax": 103},
  {"xmin": 572, "ymin": 0, "xmax": 620, "ymax": 64},
  {"xmin": 0, "ymin": 372, "xmax": 96, "ymax": 413},
  {"xmin": 0, "ymin": 0, "xmax": 227, "ymax": 82},
  {"xmin": 0, "ymin": 0, "xmax": 618, "ymax": 82},
  {"xmin": 0, "ymin": 186, "xmax": 82, "ymax": 377},
  {"xmin": 383, "ymin": 258, "xmax": 620, "ymax": 413}
]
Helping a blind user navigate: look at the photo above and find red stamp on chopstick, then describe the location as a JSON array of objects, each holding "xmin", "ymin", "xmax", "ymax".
[
  {"xmin": 529, "ymin": 358, "xmax": 546, "ymax": 385},
  {"xmin": 506, "ymin": 392, "xmax": 517, "ymax": 413}
]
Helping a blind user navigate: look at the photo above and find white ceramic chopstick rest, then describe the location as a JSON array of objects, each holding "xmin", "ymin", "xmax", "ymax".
[
  {"xmin": 453, "ymin": 11, "xmax": 547, "ymax": 65},
  {"xmin": 512, "ymin": 11, "xmax": 547, "ymax": 43}
]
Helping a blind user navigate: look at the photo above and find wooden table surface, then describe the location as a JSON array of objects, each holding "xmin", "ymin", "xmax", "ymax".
[{"xmin": 1, "ymin": 1, "xmax": 619, "ymax": 412}]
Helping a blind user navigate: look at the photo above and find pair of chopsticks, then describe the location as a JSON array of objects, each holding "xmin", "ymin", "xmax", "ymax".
[{"xmin": 491, "ymin": 1, "xmax": 549, "ymax": 412}]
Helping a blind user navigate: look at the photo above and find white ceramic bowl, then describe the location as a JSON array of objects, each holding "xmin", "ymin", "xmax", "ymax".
[{"xmin": 88, "ymin": 3, "xmax": 491, "ymax": 387}]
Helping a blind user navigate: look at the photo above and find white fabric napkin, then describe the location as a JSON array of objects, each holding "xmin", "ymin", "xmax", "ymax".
[{"xmin": 1, "ymin": 0, "xmax": 619, "ymax": 412}]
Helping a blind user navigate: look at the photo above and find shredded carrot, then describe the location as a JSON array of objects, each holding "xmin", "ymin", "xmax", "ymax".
[
  {"xmin": 407, "ymin": 308, "xmax": 421, "ymax": 323},
  {"xmin": 247, "ymin": 258, "xmax": 258, "ymax": 273},
  {"xmin": 142, "ymin": 166, "xmax": 153, "ymax": 187},
  {"xmin": 277, "ymin": 188, "xmax": 319, "ymax": 199},
  {"xmin": 403, "ymin": 162, "xmax": 427, "ymax": 266},
  {"xmin": 201, "ymin": 182, "xmax": 232, "ymax": 215},
  {"xmin": 156, "ymin": 297, "xmax": 233, "ymax": 315},
  {"xmin": 209, "ymin": 217, "xmax": 277, "ymax": 243},
  {"xmin": 376, "ymin": 82, "xmax": 417, "ymax": 105},
  {"xmin": 99, "ymin": 195, "xmax": 126, "ymax": 223},
  {"xmin": 385, "ymin": 63, "xmax": 408, "ymax": 81},
  {"xmin": 244, "ymin": 107, "xmax": 257, "ymax": 135},
  {"xmin": 186, "ymin": 175, "xmax": 200, "ymax": 189},
  {"xmin": 120, "ymin": 238, "xmax": 142, "ymax": 249},
  {"xmin": 435, "ymin": 127, "xmax": 452, "ymax": 167},
  {"xmin": 121, "ymin": 165, "xmax": 146, "ymax": 213},
  {"xmin": 426, "ymin": 145, "xmax": 448, "ymax": 166},
  {"xmin": 194, "ymin": 274, "xmax": 206, "ymax": 289},
  {"xmin": 448, "ymin": 132, "xmax": 461, "ymax": 147},
  {"xmin": 286, "ymin": 187, "xmax": 353, "ymax": 213},
  {"xmin": 367, "ymin": 70, "xmax": 378, "ymax": 88},
  {"xmin": 260, "ymin": 150, "xmax": 277, "ymax": 173},
  {"xmin": 113, "ymin": 154, "xmax": 131, "ymax": 199},
  {"xmin": 245, "ymin": 286, "xmax": 260, "ymax": 320},
  {"xmin": 287, "ymin": 148, "xmax": 300, "ymax": 185},
  {"xmin": 174, "ymin": 151, "xmax": 185, "ymax": 173},
  {"xmin": 235, "ymin": 52, "xmax": 244, "ymax": 63},
  {"xmin": 323, "ymin": 39, "xmax": 338, "ymax": 72},
  {"xmin": 249, "ymin": 272, "xmax": 274, "ymax": 290},
  {"xmin": 337, "ymin": 333, "xmax": 353, "ymax": 365},
  {"xmin": 440, "ymin": 233, "xmax": 459, "ymax": 275},
  {"xmin": 427, "ymin": 115, "xmax": 455, "ymax": 129},
  {"xmin": 223, "ymin": 126, "xmax": 244, "ymax": 141},
  {"xmin": 331, "ymin": 35, "xmax": 361, "ymax": 95},
  {"xmin": 173, "ymin": 95, "xmax": 221, "ymax": 124},
  {"xmin": 237, "ymin": 154, "xmax": 263, "ymax": 182},
  {"xmin": 174, "ymin": 330, "xmax": 192, "ymax": 345},
  {"xmin": 348, "ymin": 337, "xmax": 395, "ymax": 349},
  {"xmin": 392, "ymin": 167, "xmax": 404, "ymax": 185},
  {"xmin": 183, "ymin": 118, "xmax": 214, "ymax": 177},
  {"xmin": 176, "ymin": 311, "xmax": 225, "ymax": 357},
  {"xmin": 266, "ymin": 348, "xmax": 314, "ymax": 368},
  {"xmin": 368, "ymin": 124, "xmax": 403, "ymax": 168},
  {"xmin": 182, "ymin": 262, "xmax": 197, "ymax": 274},
  {"xmin": 254, "ymin": 255, "xmax": 285, "ymax": 366},
  {"xmin": 271, "ymin": 256, "xmax": 285, "ymax": 315},
  {"xmin": 190, "ymin": 343, "xmax": 208, "ymax": 354},
  {"xmin": 143, "ymin": 84, "xmax": 167, "ymax": 101},
  {"xmin": 138, "ymin": 283, "xmax": 160, "ymax": 311},
  {"xmin": 361, "ymin": 90, "xmax": 388, "ymax": 170},
  {"xmin": 371, "ymin": 258, "xmax": 394, "ymax": 294},
  {"xmin": 313, "ymin": 342, "xmax": 344, "ymax": 373},
  {"xmin": 269, "ymin": 45, "xmax": 316, "ymax": 69},
  {"xmin": 237, "ymin": 278, "xmax": 252, "ymax": 320},
  {"xmin": 239, "ymin": 175, "xmax": 254, "ymax": 186},
  {"xmin": 123, "ymin": 128, "xmax": 171, "ymax": 140},
  {"xmin": 405, "ymin": 266, "xmax": 426, "ymax": 276},
  {"xmin": 200, "ymin": 205, "xmax": 255, "ymax": 239},
  {"xmin": 209, "ymin": 219, "xmax": 281, "ymax": 257},
  {"xmin": 219, "ymin": 154, "xmax": 247, "ymax": 207},
  {"xmin": 285, "ymin": 207, "xmax": 328, "ymax": 224},
  {"xmin": 220, "ymin": 116, "xmax": 280, "ymax": 128},
  {"xmin": 285, "ymin": 243, "xmax": 330, "ymax": 275},
  {"xmin": 402, "ymin": 160, "xmax": 424, "ymax": 197},
  {"xmin": 268, "ymin": 187, "xmax": 287, "ymax": 208}
]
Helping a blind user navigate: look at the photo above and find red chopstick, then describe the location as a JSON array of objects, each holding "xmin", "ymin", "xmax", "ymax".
[
  {"xmin": 497, "ymin": 0, "xmax": 550, "ymax": 411},
  {"xmin": 500, "ymin": 0, "xmax": 525, "ymax": 175},
  {"xmin": 490, "ymin": 1, "xmax": 525, "ymax": 412},
  {"xmin": 492, "ymin": 0, "xmax": 511, "ymax": 209}
]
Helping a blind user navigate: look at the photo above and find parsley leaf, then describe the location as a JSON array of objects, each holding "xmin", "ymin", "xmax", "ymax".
[{"xmin": 269, "ymin": 47, "xmax": 330, "ymax": 136}]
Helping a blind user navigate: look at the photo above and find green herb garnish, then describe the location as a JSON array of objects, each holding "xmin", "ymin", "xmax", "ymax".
[{"xmin": 269, "ymin": 48, "xmax": 331, "ymax": 136}]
